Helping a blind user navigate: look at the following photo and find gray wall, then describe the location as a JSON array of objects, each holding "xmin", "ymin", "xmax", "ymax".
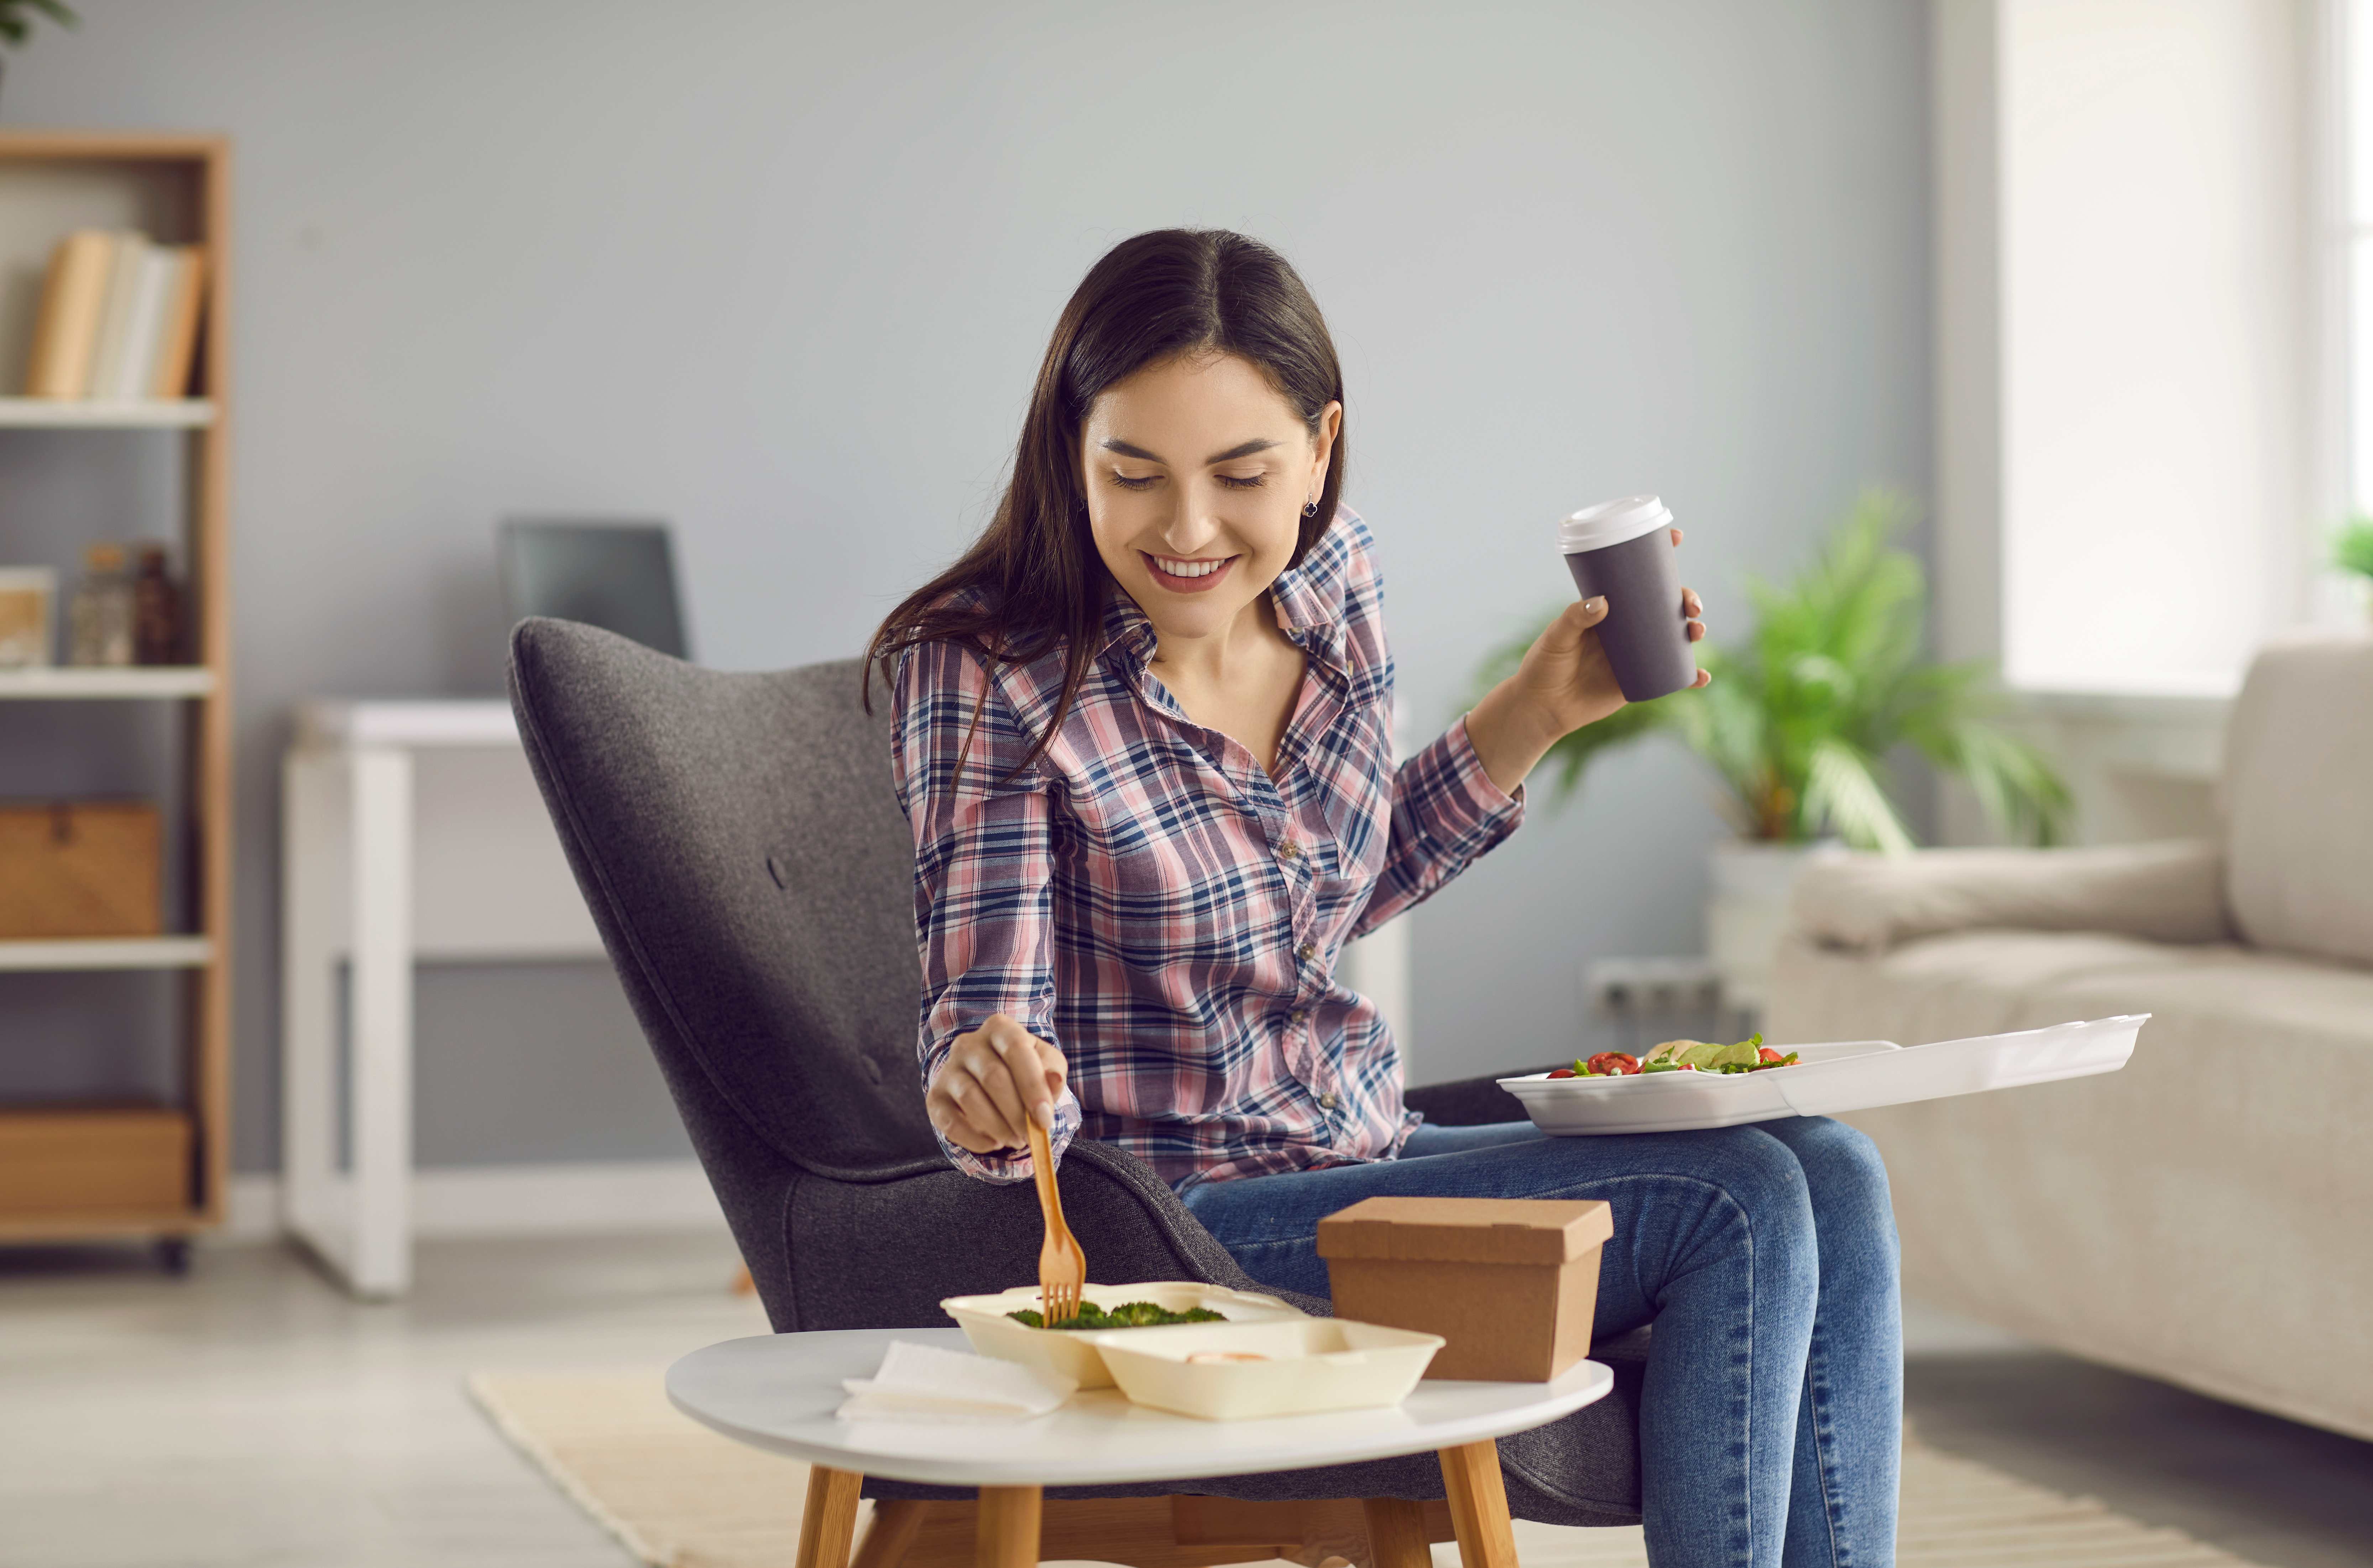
[{"xmin": 1, "ymin": 0, "xmax": 1930, "ymax": 1173}]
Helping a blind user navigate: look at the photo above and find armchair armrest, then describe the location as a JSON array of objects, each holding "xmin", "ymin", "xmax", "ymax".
[
  {"xmin": 1788, "ymin": 838, "xmax": 2228, "ymax": 953},
  {"xmin": 1405, "ymin": 1069, "xmax": 1560, "ymax": 1127}
]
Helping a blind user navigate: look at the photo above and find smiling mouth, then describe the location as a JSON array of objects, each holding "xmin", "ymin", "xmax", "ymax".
[{"xmin": 1143, "ymin": 552, "xmax": 1239, "ymax": 593}]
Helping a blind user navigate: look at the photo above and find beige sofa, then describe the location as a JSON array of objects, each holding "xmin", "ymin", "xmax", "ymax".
[{"xmin": 1767, "ymin": 633, "xmax": 2373, "ymax": 1442}]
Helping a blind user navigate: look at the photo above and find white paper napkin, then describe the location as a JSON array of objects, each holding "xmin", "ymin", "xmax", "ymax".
[{"xmin": 836, "ymin": 1339, "xmax": 1077, "ymax": 1422}]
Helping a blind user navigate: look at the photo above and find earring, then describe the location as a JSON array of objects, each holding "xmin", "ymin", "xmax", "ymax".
[{"xmin": 1302, "ymin": 500, "xmax": 1319, "ymax": 518}]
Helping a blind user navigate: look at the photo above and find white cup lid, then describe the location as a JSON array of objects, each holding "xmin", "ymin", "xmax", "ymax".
[{"xmin": 1558, "ymin": 495, "xmax": 1673, "ymax": 554}]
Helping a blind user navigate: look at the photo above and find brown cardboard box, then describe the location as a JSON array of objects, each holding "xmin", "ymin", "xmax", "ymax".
[
  {"xmin": 1316, "ymin": 1195, "xmax": 1613, "ymax": 1381},
  {"xmin": 0, "ymin": 1105, "xmax": 192, "ymax": 1216},
  {"xmin": 0, "ymin": 801, "xmax": 162, "ymax": 938}
]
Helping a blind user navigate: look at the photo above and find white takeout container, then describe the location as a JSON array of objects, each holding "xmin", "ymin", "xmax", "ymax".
[
  {"xmin": 1498, "ymin": 1015, "xmax": 2148, "ymax": 1136},
  {"xmin": 1088, "ymin": 1318, "xmax": 1444, "ymax": 1421},
  {"xmin": 939, "ymin": 1282, "xmax": 1307, "ymax": 1389}
]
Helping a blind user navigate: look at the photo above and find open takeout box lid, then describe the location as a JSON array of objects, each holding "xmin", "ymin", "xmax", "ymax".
[
  {"xmin": 1493, "ymin": 1014, "xmax": 2149, "ymax": 1136},
  {"xmin": 1314, "ymin": 1196, "xmax": 1614, "ymax": 1266}
]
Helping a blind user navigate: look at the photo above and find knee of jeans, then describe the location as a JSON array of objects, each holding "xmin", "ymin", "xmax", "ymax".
[
  {"xmin": 1693, "ymin": 1127, "xmax": 1822, "ymax": 1252},
  {"xmin": 1788, "ymin": 1118, "xmax": 1897, "ymax": 1224}
]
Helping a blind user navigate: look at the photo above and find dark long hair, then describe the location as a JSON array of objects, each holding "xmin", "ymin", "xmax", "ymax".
[{"xmin": 864, "ymin": 229, "xmax": 1347, "ymax": 778}]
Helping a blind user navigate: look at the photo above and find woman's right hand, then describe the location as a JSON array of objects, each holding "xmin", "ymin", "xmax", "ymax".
[{"xmin": 926, "ymin": 1014, "xmax": 1068, "ymax": 1154}]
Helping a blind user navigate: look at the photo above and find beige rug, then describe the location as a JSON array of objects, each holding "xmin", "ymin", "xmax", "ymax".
[{"xmin": 470, "ymin": 1370, "xmax": 2270, "ymax": 1568}]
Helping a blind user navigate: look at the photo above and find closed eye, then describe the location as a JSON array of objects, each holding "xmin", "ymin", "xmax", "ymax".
[{"xmin": 1108, "ymin": 470, "xmax": 1267, "ymax": 491}]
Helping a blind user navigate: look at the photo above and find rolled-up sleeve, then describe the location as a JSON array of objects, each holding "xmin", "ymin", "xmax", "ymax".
[
  {"xmin": 1352, "ymin": 712, "xmax": 1525, "ymax": 937},
  {"xmin": 891, "ymin": 641, "xmax": 1082, "ymax": 1182}
]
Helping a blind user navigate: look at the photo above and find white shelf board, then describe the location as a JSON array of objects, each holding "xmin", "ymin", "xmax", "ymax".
[
  {"xmin": 0, "ymin": 936, "xmax": 215, "ymax": 972},
  {"xmin": 0, "ymin": 397, "xmax": 216, "ymax": 429},
  {"xmin": 0, "ymin": 666, "xmax": 216, "ymax": 699}
]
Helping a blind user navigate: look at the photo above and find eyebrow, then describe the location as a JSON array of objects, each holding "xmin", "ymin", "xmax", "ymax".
[{"xmin": 1100, "ymin": 437, "xmax": 1281, "ymax": 465}]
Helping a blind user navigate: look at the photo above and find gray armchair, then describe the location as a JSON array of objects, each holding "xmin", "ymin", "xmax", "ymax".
[{"xmin": 506, "ymin": 617, "xmax": 1644, "ymax": 1535}]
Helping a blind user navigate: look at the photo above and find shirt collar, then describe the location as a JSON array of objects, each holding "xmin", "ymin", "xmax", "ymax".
[{"xmin": 1098, "ymin": 513, "xmax": 1355, "ymax": 670}]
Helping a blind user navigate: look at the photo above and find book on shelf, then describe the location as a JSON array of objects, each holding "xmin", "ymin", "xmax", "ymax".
[{"xmin": 21, "ymin": 230, "xmax": 206, "ymax": 402}]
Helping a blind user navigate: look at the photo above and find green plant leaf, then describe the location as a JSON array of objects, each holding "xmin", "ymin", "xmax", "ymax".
[
  {"xmin": 0, "ymin": 0, "xmax": 74, "ymax": 45},
  {"xmin": 2335, "ymin": 514, "xmax": 2373, "ymax": 580},
  {"xmin": 1803, "ymin": 737, "xmax": 1915, "ymax": 854},
  {"xmin": 1936, "ymin": 717, "xmax": 2074, "ymax": 848}
]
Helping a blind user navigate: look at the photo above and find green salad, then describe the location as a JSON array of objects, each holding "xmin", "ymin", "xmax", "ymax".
[
  {"xmin": 1007, "ymin": 1301, "xmax": 1227, "ymax": 1331},
  {"xmin": 1552, "ymin": 1034, "xmax": 1802, "ymax": 1080}
]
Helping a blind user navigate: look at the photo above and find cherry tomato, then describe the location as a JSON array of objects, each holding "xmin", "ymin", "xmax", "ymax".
[
  {"xmin": 1547, "ymin": 1067, "xmax": 1577, "ymax": 1078},
  {"xmin": 1758, "ymin": 1046, "xmax": 1784, "ymax": 1063},
  {"xmin": 1585, "ymin": 1051, "xmax": 1640, "ymax": 1077}
]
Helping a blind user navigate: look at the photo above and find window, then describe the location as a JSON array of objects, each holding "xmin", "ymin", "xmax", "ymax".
[
  {"xmin": 2345, "ymin": 1, "xmax": 2373, "ymax": 535},
  {"xmin": 1996, "ymin": 0, "xmax": 2311, "ymax": 697}
]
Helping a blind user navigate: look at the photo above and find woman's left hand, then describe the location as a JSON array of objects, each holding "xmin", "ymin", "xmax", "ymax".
[{"xmin": 1466, "ymin": 526, "xmax": 1709, "ymax": 796}]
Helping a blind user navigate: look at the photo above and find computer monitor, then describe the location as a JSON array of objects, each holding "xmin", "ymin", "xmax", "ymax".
[{"xmin": 499, "ymin": 519, "xmax": 689, "ymax": 659}]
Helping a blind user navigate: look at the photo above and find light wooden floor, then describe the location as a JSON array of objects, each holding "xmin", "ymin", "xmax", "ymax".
[
  {"xmin": 1, "ymin": 1230, "xmax": 2367, "ymax": 1568},
  {"xmin": 0, "ymin": 1230, "xmax": 769, "ymax": 1568}
]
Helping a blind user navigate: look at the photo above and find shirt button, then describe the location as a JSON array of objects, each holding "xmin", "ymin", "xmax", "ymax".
[
  {"xmin": 1318, "ymin": 1092, "xmax": 1340, "ymax": 1110},
  {"xmin": 1278, "ymin": 841, "xmax": 1302, "ymax": 861},
  {"xmin": 1291, "ymin": 1008, "xmax": 1309, "ymax": 1025},
  {"xmin": 1296, "ymin": 942, "xmax": 1317, "ymax": 963}
]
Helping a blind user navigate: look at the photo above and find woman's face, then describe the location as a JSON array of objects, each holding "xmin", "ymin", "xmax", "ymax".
[{"xmin": 1080, "ymin": 351, "xmax": 1341, "ymax": 644}]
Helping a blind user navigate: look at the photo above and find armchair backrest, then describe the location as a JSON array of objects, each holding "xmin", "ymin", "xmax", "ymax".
[
  {"xmin": 506, "ymin": 618, "xmax": 943, "ymax": 1181},
  {"xmin": 2222, "ymin": 632, "xmax": 2373, "ymax": 967}
]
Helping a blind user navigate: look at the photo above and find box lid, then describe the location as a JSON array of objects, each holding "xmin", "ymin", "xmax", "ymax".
[{"xmin": 1314, "ymin": 1196, "xmax": 1614, "ymax": 1265}]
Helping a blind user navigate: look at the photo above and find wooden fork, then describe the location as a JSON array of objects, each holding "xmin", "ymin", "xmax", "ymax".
[{"xmin": 1026, "ymin": 1117, "xmax": 1086, "ymax": 1326}]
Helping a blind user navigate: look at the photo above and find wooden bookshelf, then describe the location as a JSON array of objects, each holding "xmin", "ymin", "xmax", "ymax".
[{"xmin": 0, "ymin": 132, "xmax": 232, "ymax": 1269}]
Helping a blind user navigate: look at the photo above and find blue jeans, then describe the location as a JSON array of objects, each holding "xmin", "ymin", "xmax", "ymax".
[{"xmin": 1181, "ymin": 1118, "xmax": 1901, "ymax": 1568}]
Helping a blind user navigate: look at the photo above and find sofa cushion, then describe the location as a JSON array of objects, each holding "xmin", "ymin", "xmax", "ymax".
[
  {"xmin": 1765, "ymin": 929, "xmax": 2373, "ymax": 1441},
  {"xmin": 1789, "ymin": 840, "xmax": 2227, "ymax": 953},
  {"xmin": 2223, "ymin": 633, "xmax": 2373, "ymax": 968}
]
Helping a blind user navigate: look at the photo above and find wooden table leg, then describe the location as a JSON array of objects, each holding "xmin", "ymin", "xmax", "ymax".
[
  {"xmin": 1362, "ymin": 1496, "xmax": 1433, "ymax": 1568},
  {"xmin": 852, "ymin": 1498, "xmax": 927, "ymax": 1568},
  {"xmin": 1437, "ymin": 1442, "xmax": 1519, "ymax": 1568},
  {"xmin": 975, "ymin": 1485, "xmax": 1042, "ymax": 1568},
  {"xmin": 799, "ymin": 1466, "xmax": 864, "ymax": 1568}
]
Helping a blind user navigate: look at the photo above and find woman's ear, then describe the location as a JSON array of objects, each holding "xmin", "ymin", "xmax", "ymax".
[{"xmin": 1310, "ymin": 400, "xmax": 1343, "ymax": 498}]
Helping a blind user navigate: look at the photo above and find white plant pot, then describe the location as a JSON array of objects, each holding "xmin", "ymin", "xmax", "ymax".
[{"xmin": 1705, "ymin": 839, "xmax": 1844, "ymax": 1014}]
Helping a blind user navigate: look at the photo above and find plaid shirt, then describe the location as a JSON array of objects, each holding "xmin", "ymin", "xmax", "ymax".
[{"xmin": 890, "ymin": 509, "xmax": 1524, "ymax": 1191}]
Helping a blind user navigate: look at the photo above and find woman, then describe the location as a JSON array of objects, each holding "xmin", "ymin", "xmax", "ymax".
[{"xmin": 868, "ymin": 229, "xmax": 1899, "ymax": 1568}]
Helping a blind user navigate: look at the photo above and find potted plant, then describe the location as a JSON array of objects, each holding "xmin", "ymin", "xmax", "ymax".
[
  {"xmin": 1476, "ymin": 491, "xmax": 2070, "ymax": 1008},
  {"xmin": 2336, "ymin": 514, "xmax": 2373, "ymax": 623}
]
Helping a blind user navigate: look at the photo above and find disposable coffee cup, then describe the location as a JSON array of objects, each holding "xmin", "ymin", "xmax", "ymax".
[{"xmin": 1559, "ymin": 495, "xmax": 1698, "ymax": 703}]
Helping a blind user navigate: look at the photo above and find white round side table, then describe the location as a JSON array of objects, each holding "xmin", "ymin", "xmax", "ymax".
[{"xmin": 668, "ymin": 1326, "xmax": 1615, "ymax": 1568}]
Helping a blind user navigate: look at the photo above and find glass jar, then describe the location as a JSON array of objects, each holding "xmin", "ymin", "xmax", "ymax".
[{"xmin": 69, "ymin": 543, "xmax": 135, "ymax": 667}]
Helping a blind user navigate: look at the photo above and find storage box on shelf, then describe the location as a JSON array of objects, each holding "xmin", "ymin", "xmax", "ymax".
[
  {"xmin": 0, "ymin": 1105, "xmax": 191, "ymax": 1223},
  {"xmin": 0, "ymin": 800, "xmax": 162, "ymax": 939},
  {"xmin": 0, "ymin": 132, "xmax": 232, "ymax": 1268}
]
